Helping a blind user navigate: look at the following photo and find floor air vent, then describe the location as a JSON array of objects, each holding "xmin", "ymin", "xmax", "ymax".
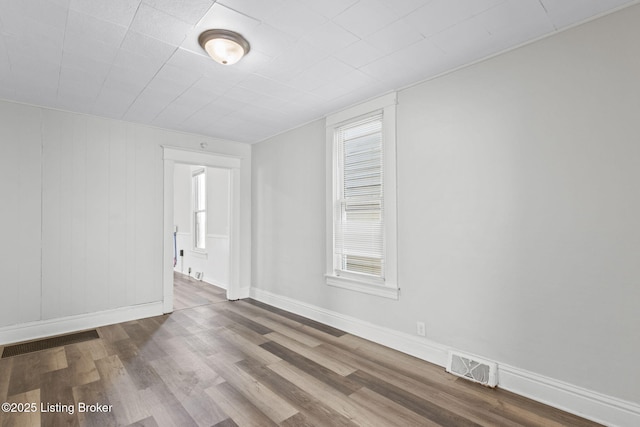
[
  {"xmin": 1, "ymin": 330, "xmax": 100, "ymax": 358},
  {"xmin": 446, "ymin": 351, "xmax": 498, "ymax": 387}
]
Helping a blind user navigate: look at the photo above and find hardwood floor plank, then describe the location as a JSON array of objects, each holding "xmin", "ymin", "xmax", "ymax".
[
  {"xmin": 186, "ymin": 330, "xmax": 246, "ymax": 364},
  {"xmin": 204, "ymin": 381, "xmax": 279, "ymax": 427},
  {"xmin": 260, "ymin": 341, "xmax": 362, "ymax": 396},
  {"xmin": 253, "ymin": 316, "xmax": 324, "ymax": 348},
  {"xmin": 7, "ymin": 347, "xmax": 67, "ymax": 396},
  {"xmin": 223, "ymin": 322, "xmax": 271, "ymax": 347},
  {"xmin": 216, "ymin": 328, "xmax": 282, "ymax": 366},
  {"xmin": 104, "ymin": 338, "xmax": 139, "ymax": 361},
  {"xmin": 237, "ymin": 357, "xmax": 359, "ymax": 427},
  {"xmin": 136, "ymin": 316, "xmax": 175, "ymax": 343},
  {"xmin": 120, "ymin": 355, "xmax": 163, "ymax": 391},
  {"xmin": 173, "ymin": 273, "xmax": 227, "ymax": 311},
  {"xmin": 73, "ymin": 338, "xmax": 108, "ymax": 362},
  {"xmin": 178, "ymin": 387, "xmax": 229, "ymax": 426},
  {"xmin": 289, "ymin": 321, "xmax": 358, "ymax": 349},
  {"xmin": 97, "ymin": 323, "xmax": 130, "ymax": 343},
  {"xmin": 215, "ymin": 308, "xmax": 274, "ymax": 335},
  {"xmin": 349, "ymin": 387, "xmax": 443, "ymax": 427},
  {"xmin": 212, "ymin": 418, "xmax": 239, "ymax": 427},
  {"xmin": 145, "ymin": 402, "xmax": 199, "ymax": 427},
  {"xmin": 166, "ymin": 347, "xmax": 225, "ymax": 390},
  {"xmin": 64, "ymin": 343, "xmax": 101, "ymax": 388},
  {"xmin": 40, "ymin": 367, "xmax": 79, "ymax": 427},
  {"xmin": 168, "ymin": 310, "xmax": 208, "ymax": 335},
  {"xmin": 206, "ymin": 355, "xmax": 298, "ymax": 424},
  {"xmin": 485, "ymin": 386, "xmax": 602, "ymax": 427},
  {"xmin": 279, "ymin": 412, "xmax": 316, "ymax": 427},
  {"xmin": 125, "ymin": 416, "xmax": 160, "ymax": 427},
  {"xmin": 338, "ymin": 334, "xmax": 456, "ymax": 385},
  {"xmin": 265, "ymin": 331, "xmax": 356, "ymax": 377},
  {"xmin": 181, "ymin": 308, "xmax": 233, "ymax": 331},
  {"xmin": 137, "ymin": 381, "xmax": 182, "ymax": 412},
  {"xmin": 244, "ymin": 299, "xmax": 346, "ymax": 337},
  {"xmin": 318, "ymin": 340, "xmax": 475, "ymax": 396},
  {"xmin": 2, "ymin": 389, "xmax": 41, "ymax": 427},
  {"xmin": 150, "ymin": 314, "xmax": 192, "ymax": 338},
  {"xmin": 348, "ymin": 369, "xmax": 483, "ymax": 427},
  {"xmin": 120, "ymin": 323, "xmax": 170, "ymax": 362},
  {"xmin": 231, "ymin": 300, "xmax": 307, "ymax": 331},
  {"xmin": 0, "ymin": 357, "xmax": 13, "ymax": 402},
  {"xmin": 94, "ymin": 355, "xmax": 151, "ymax": 425},
  {"xmin": 148, "ymin": 355, "xmax": 218, "ymax": 403},
  {"xmin": 72, "ymin": 380, "xmax": 117, "ymax": 427},
  {"xmin": 268, "ymin": 360, "xmax": 389, "ymax": 427},
  {"xmin": 488, "ymin": 402, "xmax": 572, "ymax": 427},
  {"xmin": 156, "ymin": 335, "xmax": 199, "ymax": 361}
]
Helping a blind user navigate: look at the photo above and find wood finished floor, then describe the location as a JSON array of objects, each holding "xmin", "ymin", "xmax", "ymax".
[{"xmin": 0, "ymin": 273, "xmax": 602, "ymax": 427}]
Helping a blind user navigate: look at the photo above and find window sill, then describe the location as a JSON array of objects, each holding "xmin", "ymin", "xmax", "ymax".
[{"xmin": 325, "ymin": 274, "xmax": 399, "ymax": 300}]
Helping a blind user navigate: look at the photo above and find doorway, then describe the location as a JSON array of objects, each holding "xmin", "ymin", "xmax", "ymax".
[
  {"xmin": 173, "ymin": 164, "xmax": 230, "ymax": 288},
  {"xmin": 162, "ymin": 147, "xmax": 247, "ymax": 313}
]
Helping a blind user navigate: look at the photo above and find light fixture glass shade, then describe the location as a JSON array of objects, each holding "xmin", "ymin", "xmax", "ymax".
[
  {"xmin": 198, "ymin": 29, "xmax": 250, "ymax": 65},
  {"xmin": 203, "ymin": 38, "xmax": 244, "ymax": 65}
]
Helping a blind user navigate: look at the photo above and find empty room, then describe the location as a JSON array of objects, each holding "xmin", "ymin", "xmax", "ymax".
[{"xmin": 0, "ymin": 1, "xmax": 638, "ymax": 426}]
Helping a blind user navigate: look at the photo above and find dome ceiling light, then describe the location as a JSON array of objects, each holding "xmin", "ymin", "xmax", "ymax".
[{"xmin": 198, "ymin": 29, "xmax": 250, "ymax": 65}]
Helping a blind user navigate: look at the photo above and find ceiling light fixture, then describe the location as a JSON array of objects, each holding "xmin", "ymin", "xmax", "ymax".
[{"xmin": 198, "ymin": 29, "xmax": 250, "ymax": 65}]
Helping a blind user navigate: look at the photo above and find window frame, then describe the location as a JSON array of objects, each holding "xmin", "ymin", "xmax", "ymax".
[
  {"xmin": 325, "ymin": 93, "xmax": 398, "ymax": 299},
  {"xmin": 192, "ymin": 167, "xmax": 207, "ymax": 253}
]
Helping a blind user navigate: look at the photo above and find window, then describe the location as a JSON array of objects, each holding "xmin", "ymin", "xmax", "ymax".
[
  {"xmin": 335, "ymin": 114, "xmax": 384, "ymax": 277},
  {"xmin": 326, "ymin": 93, "xmax": 398, "ymax": 299},
  {"xmin": 192, "ymin": 168, "xmax": 206, "ymax": 251}
]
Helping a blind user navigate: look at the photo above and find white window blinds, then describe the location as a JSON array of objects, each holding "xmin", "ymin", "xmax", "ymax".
[{"xmin": 334, "ymin": 113, "xmax": 384, "ymax": 278}]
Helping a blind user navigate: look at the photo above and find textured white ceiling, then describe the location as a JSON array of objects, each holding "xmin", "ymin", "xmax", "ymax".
[{"xmin": 0, "ymin": 0, "xmax": 635, "ymax": 143}]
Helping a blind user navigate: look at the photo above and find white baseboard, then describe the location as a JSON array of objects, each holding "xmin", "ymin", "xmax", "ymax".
[
  {"xmin": 249, "ymin": 287, "xmax": 640, "ymax": 427},
  {"xmin": 251, "ymin": 287, "xmax": 448, "ymax": 365},
  {"xmin": 0, "ymin": 302, "xmax": 164, "ymax": 346},
  {"xmin": 499, "ymin": 364, "xmax": 640, "ymax": 427}
]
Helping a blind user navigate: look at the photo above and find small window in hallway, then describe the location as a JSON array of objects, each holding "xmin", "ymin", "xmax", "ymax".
[{"xmin": 193, "ymin": 168, "xmax": 206, "ymax": 250}]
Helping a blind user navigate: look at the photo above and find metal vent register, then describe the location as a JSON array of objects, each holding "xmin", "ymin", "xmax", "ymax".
[
  {"xmin": 2, "ymin": 330, "xmax": 100, "ymax": 358},
  {"xmin": 446, "ymin": 351, "xmax": 498, "ymax": 387}
]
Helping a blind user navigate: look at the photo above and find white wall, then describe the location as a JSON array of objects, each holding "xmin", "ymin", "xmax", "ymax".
[
  {"xmin": 40, "ymin": 111, "xmax": 164, "ymax": 319},
  {"xmin": 173, "ymin": 164, "xmax": 230, "ymax": 287},
  {"xmin": 0, "ymin": 99, "xmax": 250, "ymax": 340},
  {"xmin": 252, "ymin": 4, "xmax": 640, "ymax": 414},
  {"xmin": 253, "ymin": 120, "xmax": 327, "ymax": 300},
  {"xmin": 0, "ymin": 102, "xmax": 42, "ymax": 327}
]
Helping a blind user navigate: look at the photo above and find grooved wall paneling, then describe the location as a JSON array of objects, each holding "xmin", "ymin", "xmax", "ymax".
[
  {"xmin": 41, "ymin": 112, "xmax": 164, "ymax": 319},
  {"xmin": 0, "ymin": 102, "xmax": 42, "ymax": 327}
]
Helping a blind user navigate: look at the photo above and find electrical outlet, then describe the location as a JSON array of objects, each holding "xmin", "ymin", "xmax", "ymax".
[{"xmin": 416, "ymin": 321, "xmax": 426, "ymax": 337}]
